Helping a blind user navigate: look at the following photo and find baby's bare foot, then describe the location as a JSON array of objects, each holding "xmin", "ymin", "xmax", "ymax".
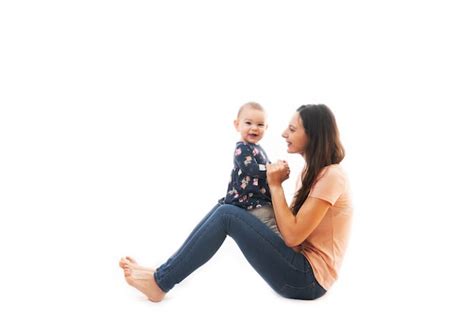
[{"xmin": 119, "ymin": 257, "xmax": 165, "ymax": 302}]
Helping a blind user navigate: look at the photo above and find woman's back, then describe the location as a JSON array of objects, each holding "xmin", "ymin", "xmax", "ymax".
[{"xmin": 296, "ymin": 164, "xmax": 353, "ymax": 290}]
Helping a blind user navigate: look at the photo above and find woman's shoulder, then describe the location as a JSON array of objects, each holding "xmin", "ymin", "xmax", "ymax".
[
  {"xmin": 320, "ymin": 164, "xmax": 346, "ymax": 177},
  {"xmin": 318, "ymin": 164, "xmax": 348, "ymax": 186}
]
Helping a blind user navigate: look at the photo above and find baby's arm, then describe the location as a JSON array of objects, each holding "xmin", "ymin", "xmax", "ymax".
[{"xmin": 234, "ymin": 143, "xmax": 267, "ymax": 179}]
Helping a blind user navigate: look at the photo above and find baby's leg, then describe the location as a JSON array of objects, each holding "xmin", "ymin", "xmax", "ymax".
[{"xmin": 248, "ymin": 206, "xmax": 282, "ymax": 237}]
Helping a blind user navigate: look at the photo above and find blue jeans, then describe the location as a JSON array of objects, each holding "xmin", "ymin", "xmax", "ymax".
[{"xmin": 154, "ymin": 203, "xmax": 326, "ymax": 300}]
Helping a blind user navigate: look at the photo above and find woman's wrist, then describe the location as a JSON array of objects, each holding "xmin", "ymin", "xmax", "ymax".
[{"xmin": 269, "ymin": 183, "xmax": 283, "ymax": 193}]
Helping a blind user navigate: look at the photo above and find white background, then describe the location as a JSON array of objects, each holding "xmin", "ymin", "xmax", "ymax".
[{"xmin": 1, "ymin": 1, "xmax": 473, "ymax": 314}]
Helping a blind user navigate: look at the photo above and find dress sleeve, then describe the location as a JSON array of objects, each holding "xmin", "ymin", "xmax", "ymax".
[{"xmin": 234, "ymin": 143, "xmax": 267, "ymax": 179}]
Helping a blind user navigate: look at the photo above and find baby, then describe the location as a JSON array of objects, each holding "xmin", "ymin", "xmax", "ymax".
[{"xmin": 219, "ymin": 102, "xmax": 280, "ymax": 236}]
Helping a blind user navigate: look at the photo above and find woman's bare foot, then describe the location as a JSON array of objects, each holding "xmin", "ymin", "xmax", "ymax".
[
  {"xmin": 119, "ymin": 257, "xmax": 166, "ymax": 302},
  {"xmin": 119, "ymin": 256, "xmax": 155, "ymax": 272}
]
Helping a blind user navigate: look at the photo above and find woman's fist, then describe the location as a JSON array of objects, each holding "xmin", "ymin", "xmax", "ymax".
[{"xmin": 266, "ymin": 160, "xmax": 290, "ymax": 186}]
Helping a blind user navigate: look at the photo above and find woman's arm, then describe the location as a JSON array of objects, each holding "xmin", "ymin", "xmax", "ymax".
[
  {"xmin": 269, "ymin": 185, "xmax": 330, "ymax": 247},
  {"xmin": 267, "ymin": 162, "xmax": 331, "ymax": 247}
]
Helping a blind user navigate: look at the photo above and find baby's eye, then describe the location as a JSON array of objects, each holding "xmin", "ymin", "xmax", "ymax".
[
  {"xmin": 258, "ymin": 124, "xmax": 265, "ymax": 127},
  {"xmin": 245, "ymin": 121, "xmax": 252, "ymax": 125}
]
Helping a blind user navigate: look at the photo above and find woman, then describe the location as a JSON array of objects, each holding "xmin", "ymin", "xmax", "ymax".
[{"xmin": 119, "ymin": 104, "xmax": 352, "ymax": 301}]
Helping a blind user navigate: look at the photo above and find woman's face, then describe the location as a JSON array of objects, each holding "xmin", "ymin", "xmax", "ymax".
[{"xmin": 282, "ymin": 112, "xmax": 308, "ymax": 155}]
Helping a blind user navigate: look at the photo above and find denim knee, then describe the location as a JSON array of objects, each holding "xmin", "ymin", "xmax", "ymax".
[
  {"xmin": 214, "ymin": 204, "xmax": 243, "ymax": 216},
  {"xmin": 213, "ymin": 204, "xmax": 252, "ymax": 231}
]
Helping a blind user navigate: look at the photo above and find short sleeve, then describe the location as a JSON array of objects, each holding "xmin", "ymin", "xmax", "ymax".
[{"xmin": 309, "ymin": 166, "xmax": 346, "ymax": 206}]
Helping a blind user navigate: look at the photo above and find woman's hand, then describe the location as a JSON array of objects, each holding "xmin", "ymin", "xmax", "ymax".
[{"xmin": 266, "ymin": 160, "xmax": 290, "ymax": 187}]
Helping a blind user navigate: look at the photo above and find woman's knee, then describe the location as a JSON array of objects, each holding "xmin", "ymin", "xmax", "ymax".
[
  {"xmin": 214, "ymin": 204, "xmax": 243, "ymax": 217},
  {"xmin": 212, "ymin": 204, "xmax": 251, "ymax": 230}
]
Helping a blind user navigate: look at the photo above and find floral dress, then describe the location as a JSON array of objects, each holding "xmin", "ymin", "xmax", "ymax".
[{"xmin": 220, "ymin": 141, "xmax": 272, "ymax": 210}]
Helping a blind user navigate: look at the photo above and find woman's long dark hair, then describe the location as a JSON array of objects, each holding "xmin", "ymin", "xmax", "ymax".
[{"xmin": 291, "ymin": 104, "xmax": 345, "ymax": 214}]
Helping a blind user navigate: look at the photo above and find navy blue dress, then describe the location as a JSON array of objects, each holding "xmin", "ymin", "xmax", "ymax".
[{"xmin": 220, "ymin": 141, "xmax": 272, "ymax": 210}]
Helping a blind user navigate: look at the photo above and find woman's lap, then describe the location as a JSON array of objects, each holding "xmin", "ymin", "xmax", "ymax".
[{"xmin": 154, "ymin": 203, "xmax": 325, "ymax": 300}]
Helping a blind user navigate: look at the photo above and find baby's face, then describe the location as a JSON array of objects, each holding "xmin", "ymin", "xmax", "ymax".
[{"xmin": 234, "ymin": 108, "xmax": 267, "ymax": 144}]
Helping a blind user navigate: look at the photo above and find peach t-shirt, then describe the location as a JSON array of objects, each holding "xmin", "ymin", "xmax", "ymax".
[{"xmin": 295, "ymin": 164, "xmax": 352, "ymax": 290}]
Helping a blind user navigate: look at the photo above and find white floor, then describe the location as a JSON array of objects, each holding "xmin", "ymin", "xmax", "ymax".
[{"xmin": 2, "ymin": 227, "xmax": 470, "ymax": 315}]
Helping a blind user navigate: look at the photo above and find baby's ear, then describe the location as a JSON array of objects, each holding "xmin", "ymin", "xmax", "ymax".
[{"xmin": 233, "ymin": 119, "xmax": 239, "ymax": 131}]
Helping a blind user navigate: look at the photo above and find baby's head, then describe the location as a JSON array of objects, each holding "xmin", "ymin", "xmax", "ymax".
[{"xmin": 234, "ymin": 102, "xmax": 268, "ymax": 144}]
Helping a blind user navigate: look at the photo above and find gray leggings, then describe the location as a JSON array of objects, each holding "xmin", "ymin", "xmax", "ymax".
[{"xmin": 248, "ymin": 205, "xmax": 282, "ymax": 237}]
